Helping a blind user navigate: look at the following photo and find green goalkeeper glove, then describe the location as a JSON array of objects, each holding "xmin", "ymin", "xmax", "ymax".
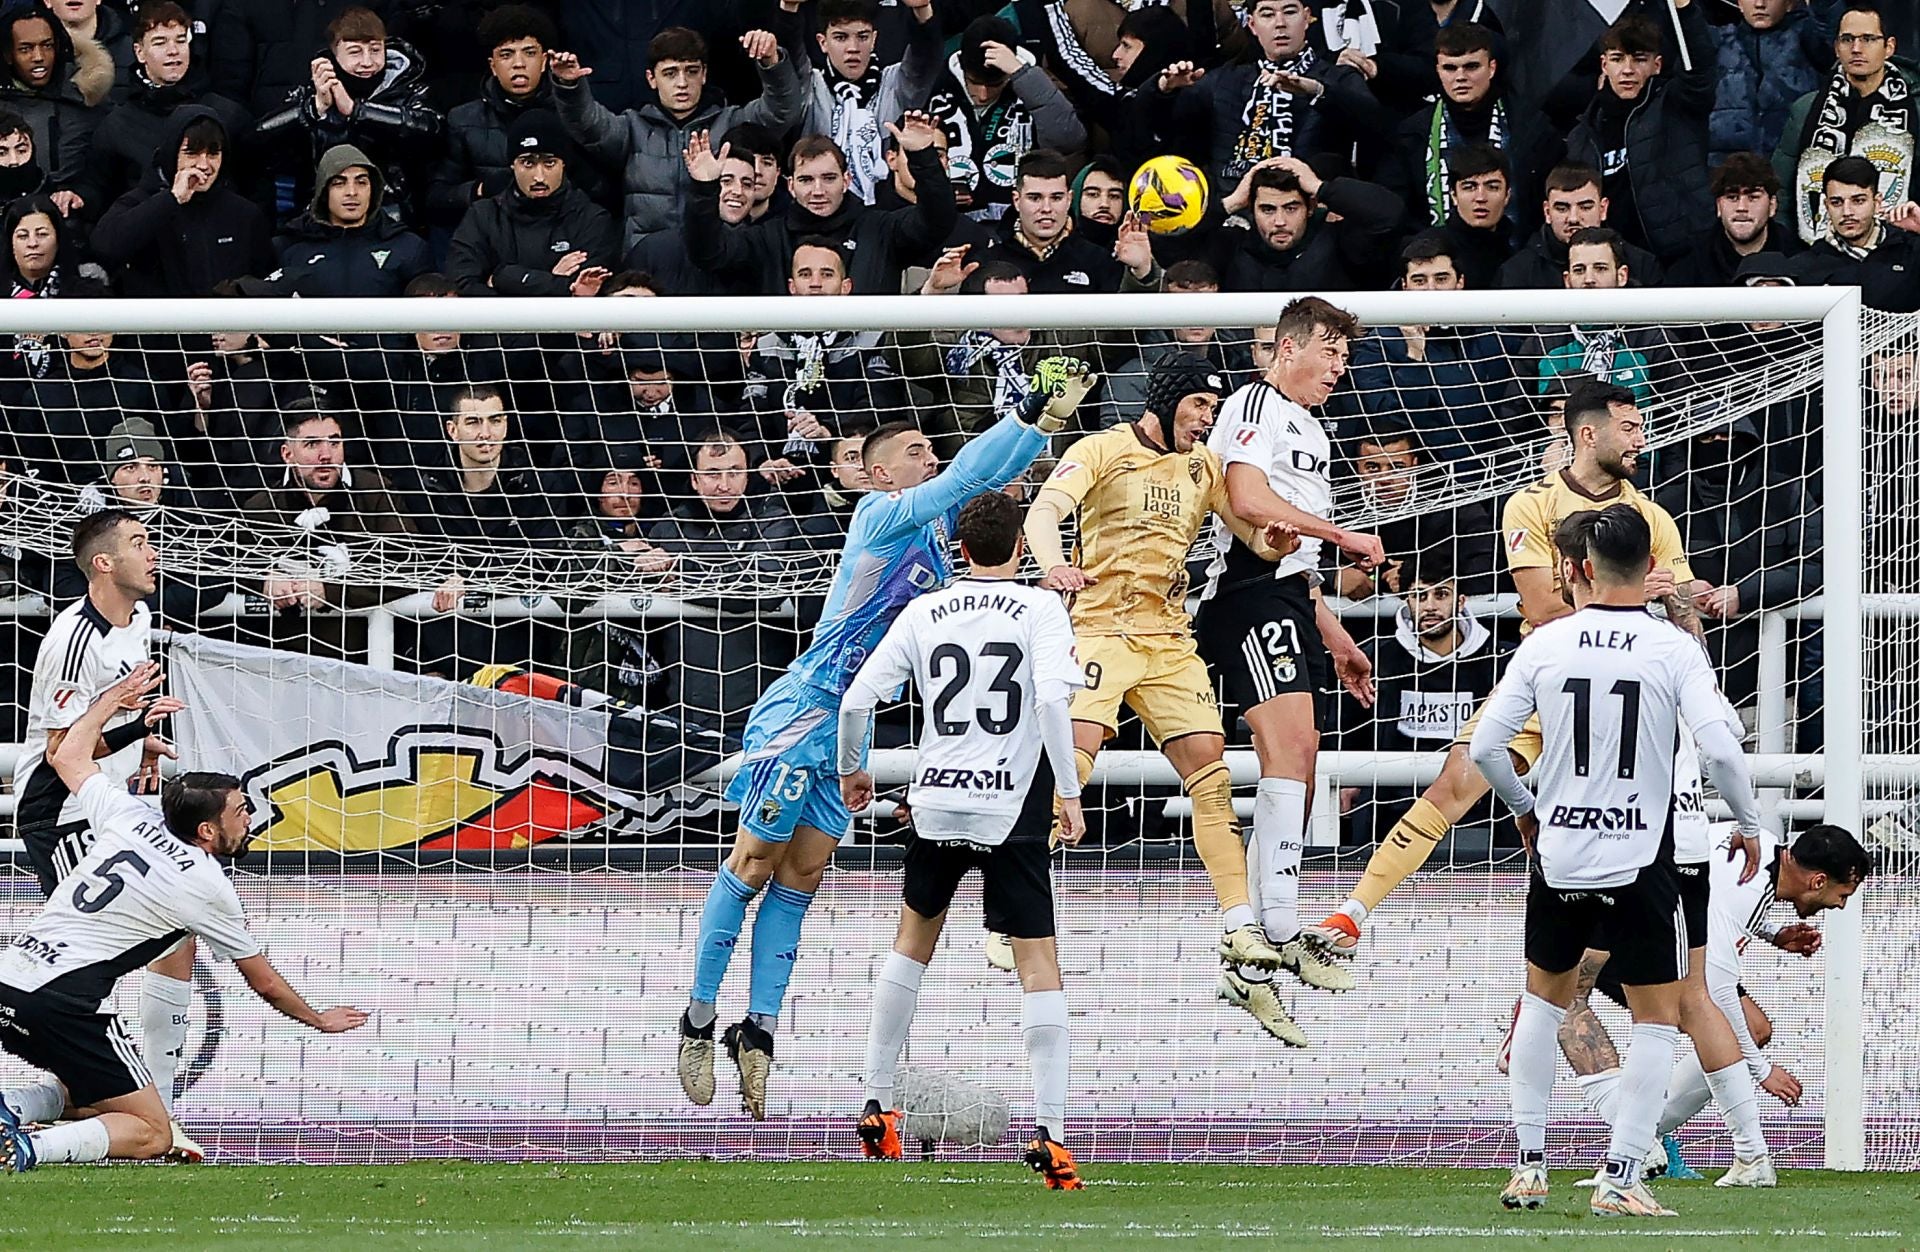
[{"xmin": 1027, "ymin": 356, "xmax": 1098, "ymax": 434}]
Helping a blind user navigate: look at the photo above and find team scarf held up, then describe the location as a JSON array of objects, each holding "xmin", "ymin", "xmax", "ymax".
[
  {"xmin": 828, "ymin": 66, "xmax": 888, "ymax": 204},
  {"xmin": 1228, "ymin": 46, "xmax": 1319, "ymax": 181},
  {"xmin": 1425, "ymin": 100, "xmax": 1508, "ymax": 225},
  {"xmin": 1796, "ymin": 61, "xmax": 1918, "ymax": 240}
]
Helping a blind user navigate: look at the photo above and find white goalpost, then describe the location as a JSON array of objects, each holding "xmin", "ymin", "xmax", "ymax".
[{"xmin": 0, "ymin": 287, "xmax": 1901, "ymax": 1171}]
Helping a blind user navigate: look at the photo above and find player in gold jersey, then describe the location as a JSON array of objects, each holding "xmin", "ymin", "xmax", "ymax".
[
  {"xmin": 1020, "ymin": 356, "xmax": 1320, "ymax": 1042},
  {"xmin": 1307, "ymin": 381, "xmax": 1707, "ymax": 958}
]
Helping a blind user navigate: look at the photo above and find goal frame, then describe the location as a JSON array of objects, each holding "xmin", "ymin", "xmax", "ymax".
[{"xmin": 0, "ymin": 287, "xmax": 1869, "ymax": 1168}]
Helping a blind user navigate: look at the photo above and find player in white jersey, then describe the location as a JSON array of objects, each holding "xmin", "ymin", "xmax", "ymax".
[
  {"xmin": 1643, "ymin": 821, "xmax": 1870, "ymax": 1186},
  {"xmin": 1191, "ymin": 298, "xmax": 1383, "ymax": 1027},
  {"xmin": 10, "ymin": 509, "xmax": 210, "ymax": 1159},
  {"xmin": 837, "ymin": 493, "xmax": 1089, "ymax": 1189},
  {"xmin": 0, "ymin": 663, "xmax": 369, "ymax": 1171},
  {"xmin": 1470, "ymin": 506, "xmax": 1767, "ymax": 1219}
]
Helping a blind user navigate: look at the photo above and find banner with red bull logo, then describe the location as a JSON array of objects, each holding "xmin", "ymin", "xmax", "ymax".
[{"xmin": 161, "ymin": 633, "xmax": 735, "ymax": 852}]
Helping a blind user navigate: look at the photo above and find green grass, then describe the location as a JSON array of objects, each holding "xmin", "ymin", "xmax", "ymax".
[{"xmin": 1, "ymin": 1162, "xmax": 1916, "ymax": 1250}]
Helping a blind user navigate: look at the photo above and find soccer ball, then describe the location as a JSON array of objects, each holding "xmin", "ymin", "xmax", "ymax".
[{"xmin": 1128, "ymin": 156, "xmax": 1209, "ymax": 236}]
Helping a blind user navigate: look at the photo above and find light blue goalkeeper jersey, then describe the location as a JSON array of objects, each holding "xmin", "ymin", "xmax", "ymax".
[{"xmin": 783, "ymin": 410, "xmax": 1048, "ymax": 702}]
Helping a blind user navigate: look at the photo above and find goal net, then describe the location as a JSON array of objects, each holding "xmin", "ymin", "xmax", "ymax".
[{"xmin": 0, "ymin": 289, "xmax": 1905, "ymax": 1170}]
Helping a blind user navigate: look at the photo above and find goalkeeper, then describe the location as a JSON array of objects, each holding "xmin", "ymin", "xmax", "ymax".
[{"xmin": 677, "ymin": 356, "xmax": 1097, "ymax": 1120}]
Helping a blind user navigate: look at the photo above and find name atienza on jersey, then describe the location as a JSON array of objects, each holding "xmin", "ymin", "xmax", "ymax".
[
  {"xmin": 839, "ymin": 578, "xmax": 1084, "ymax": 846},
  {"xmin": 1202, "ymin": 380, "xmax": 1331, "ymax": 594},
  {"xmin": 1479, "ymin": 605, "xmax": 1742, "ymax": 890}
]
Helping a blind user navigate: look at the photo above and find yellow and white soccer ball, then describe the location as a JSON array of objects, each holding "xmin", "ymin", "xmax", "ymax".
[{"xmin": 1128, "ymin": 155, "xmax": 1209, "ymax": 235}]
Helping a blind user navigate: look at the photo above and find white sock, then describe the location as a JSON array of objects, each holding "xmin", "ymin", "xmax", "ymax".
[
  {"xmin": 1576, "ymin": 1068, "xmax": 1623, "ymax": 1126},
  {"xmin": 1021, "ymin": 989, "xmax": 1070, "ymax": 1138},
  {"xmin": 1657, "ymin": 1051, "xmax": 1713, "ymax": 1138},
  {"xmin": 1704, "ymin": 1060, "xmax": 1768, "ymax": 1160},
  {"xmin": 1253, "ymin": 777, "xmax": 1307, "ymax": 943},
  {"xmin": 1510, "ymin": 992, "xmax": 1566, "ymax": 1158},
  {"xmin": 862, "ymin": 952, "xmax": 925, "ymax": 1110},
  {"xmin": 1338, "ymin": 899, "xmax": 1368, "ymax": 925},
  {"xmin": 140, "ymin": 972, "xmax": 194, "ymax": 1116},
  {"xmin": 1, "ymin": 1080, "xmax": 65, "ymax": 1124},
  {"xmin": 1222, "ymin": 904, "xmax": 1256, "ymax": 932},
  {"xmin": 1606, "ymin": 1022, "xmax": 1680, "ymax": 1177},
  {"xmin": 30, "ymin": 1119, "xmax": 110, "ymax": 1164}
]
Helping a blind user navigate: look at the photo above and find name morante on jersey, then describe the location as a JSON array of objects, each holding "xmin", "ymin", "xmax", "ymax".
[{"xmin": 1044, "ymin": 424, "xmax": 1228, "ymax": 636}]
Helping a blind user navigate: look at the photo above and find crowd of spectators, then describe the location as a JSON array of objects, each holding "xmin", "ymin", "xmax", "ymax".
[{"xmin": 0, "ymin": 0, "xmax": 1882, "ymax": 820}]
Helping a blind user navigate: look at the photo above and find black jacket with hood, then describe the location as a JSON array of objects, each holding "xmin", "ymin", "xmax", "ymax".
[
  {"xmin": 0, "ymin": 12, "xmax": 114, "ymax": 200},
  {"xmin": 426, "ymin": 77, "xmax": 614, "ymax": 227},
  {"xmin": 253, "ymin": 143, "xmax": 431, "ymax": 297},
  {"xmin": 92, "ymin": 105, "xmax": 274, "ymax": 297},
  {"xmin": 87, "ymin": 66, "xmax": 253, "ymax": 206},
  {"xmin": 446, "ymin": 177, "xmax": 619, "ymax": 297}
]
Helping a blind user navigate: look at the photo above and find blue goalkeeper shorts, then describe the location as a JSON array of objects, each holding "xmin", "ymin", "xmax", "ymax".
[{"xmin": 724, "ymin": 675, "xmax": 852, "ymax": 843}]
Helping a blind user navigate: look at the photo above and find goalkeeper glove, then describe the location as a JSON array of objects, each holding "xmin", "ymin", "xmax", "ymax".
[{"xmin": 1024, "ymin": 356, "xmax": 1098, "ymax": 435}]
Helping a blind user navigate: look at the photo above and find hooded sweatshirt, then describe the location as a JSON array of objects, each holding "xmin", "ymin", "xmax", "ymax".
[
  {"xmin": 1363, "ymin": 602, "xmax": 1506, "ymax": 749},
  {"xmin": 0, "ymin": 12, "xmax": 114, "ymax": 196},
  {"xmin": 92, "ymin": 105, "xmax": 274, "ymax": 297},
  {"xmin": 256, "ymin": 143, "xmax": 431, "ymax": 297}
]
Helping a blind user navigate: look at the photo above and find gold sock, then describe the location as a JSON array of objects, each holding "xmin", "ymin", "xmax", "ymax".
[
  {"xmin": 1350, "ymin": 796, "xmax": 1453, "ymax": 912},
  {"xmin": 1183, "ymin": 761, "xmax": 1247, "ymax": 913}
]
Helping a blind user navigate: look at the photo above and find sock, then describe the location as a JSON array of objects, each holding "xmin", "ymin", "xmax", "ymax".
[
  {"xmin": 747, "ymin": 881, "xmax": 815, "ymax": 1025},
  {"xmin": 862, "ymin": 952, "xmax": 926, "ymax": 1110},
  {"xmin": 691, "ymin": 867, "xmax": 760, "ymax": 1009},
  {"xmin": 1510, "ymin": 992, "xmax": 1566, "ymax": 1159},
  {"xmin": 1351, "ymin": 796, "xmax": 1452, "ymax": 912},
  {"xmin": 1657, "ymin": 1051, "xmax": 1713, "ymax": 1137},
  {"xmin": 0, "ymin": 1080, "xmax": 64, "ymax": 1124},
  {"xmin": 1606, "ymin": 1022, "xmax": 1680, "ymax": 1178},
  {"xmin": 1253, "ymin": 777, "xmax": 1307, "ymax": 943},
  {"xmin": 1704, "ymin": 1060, "xmax": 1768, "ymax": 1160},
  {"xmin": 1338, "ymin": 899, "xmax": 1368, "ymax": 926},
  {"xmin": 29, "ymin": 1119, "xmax": 110, "ymax": 1164},
  {"xmin": 1576, "ymin": 1068, "xmax": 1623, "ymax": 1126},
  {"xmin": 1183, "ymin": 762, "xmax": 1249, "ymax": 920},
  {"xmin": 139, "ymin": 972, "xmax": 194, "ymax": 1116},
  {"xmin": 1022, "ymin": 989, "xmax": 1070, "ymax": 1136},
  {"xmin": 685, "ymin": 1001, "xmax": 716, "ymax": 1030}
]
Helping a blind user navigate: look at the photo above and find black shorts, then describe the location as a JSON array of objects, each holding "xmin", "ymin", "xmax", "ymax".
[
  {"xmin": 1195, "ymin": 573, "xmax": 1329, "ymax": 718},
  {"xmin": 902, "ymin": 761, "xmax": 1056, "ymax": 939},
  {"xmin": 1525, "ymin": 861, "xmax": 1686, "ymax": 988},
  {"xmin": 17, "ymin": 819, "xmax": 93, "ymax": 899},
  {"xmin": 0, "ymin": 986, "xmax": 152, "ymax": 1107},
  {"xmin": 1594, "ymin": 859, "xmax": 1709, "ymax": 1007}
]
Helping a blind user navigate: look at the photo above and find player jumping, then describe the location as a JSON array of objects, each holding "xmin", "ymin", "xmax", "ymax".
[
  {"xmin": 1471, "ymin": 507, "xmax": 1766, "ymax": 1219},
  {"xmin": 1309, "ymin": 381, "xmax": 1705, "ymax": 957},
  {"xmin": 0, "ymin": 663, "xmax": 368, "ymax": 1171},
  {"xmin": 839, "ymin": 492, "xmax": 1088, "ymax": 1187},
  {"xmin": 1191, "ymin": 297, "xmax": 1381, "ymax": 1042},
  {"xmin": 1019, "ymin": 355, "xmax": 1307, "ymax": 1041},
  {"xmin": 10, "ymin": 509, "xmax": 204, "ymax": 1160},
  {"xmin": 678, "ymin": 357, "xmax": 1097, "ymax": 1119}
]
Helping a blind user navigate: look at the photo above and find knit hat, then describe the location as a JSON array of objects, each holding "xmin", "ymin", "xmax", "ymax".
[
  {"xmin": 1145, "ymin": 354, "xmax": 1229, "ymax": 422},
  {"xmin": 1734, "ymin": 254, "xmax": 1797, "ymax": 286},
  {"xmin": 507, "ymin": 109, "xmax": 572, "ymax": 164},
  {"xmin": 101, "ymin": 417, "xmax": 164, "ymax": 470}
]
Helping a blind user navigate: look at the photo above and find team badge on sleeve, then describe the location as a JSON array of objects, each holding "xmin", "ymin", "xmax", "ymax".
[
  {"xmin": 1507, "ymin": 528, "xmax": 1530, "ymax": 555},
  {"xmin": 1050, "ymin": 461, "xmax": 1082, "ymax": 480}
]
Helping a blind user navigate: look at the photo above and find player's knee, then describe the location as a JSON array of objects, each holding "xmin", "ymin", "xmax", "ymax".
[
  {"xmin": 1429, "ymin": 750, "xmax": 1485, "ymax": 817},
  {"xmin": 725, "ymin": 845, "xmax": 779, "ymax": 889}
]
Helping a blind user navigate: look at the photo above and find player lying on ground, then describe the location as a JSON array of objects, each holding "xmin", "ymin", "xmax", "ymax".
[
  {"xmin": 0, "ymin": 663, "xmax": 368, "ymax": 1171},
  {"xmin": 1500, "ymin": 509, "xmax": 1772, "ymax": 1189},
  {"xmin": 1310, "ymin": 380, "xmax": 1705, "ymax": 958},
  {"xmin": 840, "ymin": 492, "xmax": 1089, "ymax": 1189},
  {"xmin": 1017, "ymin": 354, "xmax": 1313, "ymax": 1043},
  {"xmin": 679, "ymin": 357, "xmax": 1097, "ymax": 1120},
  {"xmin": 11, "ymin": 509, "xmax": 205, "ymax": 1160},
  {"xmin": 1555, "ymin": 822, "xmax": 1868, "ymax": 1190},
  {"xmin": 1471, "ymin": 506, "xmax": 1765, "ymax": 1219},
  {"xmin": 1189, "ymin": 297, "xmax": 1381, "ymax": 1041}
]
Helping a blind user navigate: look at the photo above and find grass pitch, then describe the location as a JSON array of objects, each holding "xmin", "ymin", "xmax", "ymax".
[{"xmin": 1, "ymin": 1161, "xmax": 1915, "ymax": 1250}]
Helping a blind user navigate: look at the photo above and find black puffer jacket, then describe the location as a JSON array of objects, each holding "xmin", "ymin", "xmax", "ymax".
[
  {"xmin": 425, "ymin": 77, "xmax": 614, "ymax": 226},
  {"xmin": 87, "ymin": 71, "xmax": 253, "ymax": 205},
  {"xmin": 254, "ymin": 36, "xmax": 441, "ymax": 223},
  {"xmin": 210, "ymin": 0, "xmax": 391, "ymax": 118},
  {"xmin": 446, "ymin": 178, "xmax": 619, "ymax": 296},
  {"xmin": 92, "ymin": 106, "xmax": 274, "ymax": 297},
  {"xmin": 1495, "ymin": 222, "xmax": 1664, "ymax": 289},
  {"xmin": 1562, "ymin": 0, "xmax": 1714, "ymax": 262}
]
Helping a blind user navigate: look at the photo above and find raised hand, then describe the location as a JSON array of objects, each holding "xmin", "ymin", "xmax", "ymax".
[
  {"xmin": 551, "ymin": 249, "xmax": 588, "ymax": 277},
  {"xmin": 186, "ymin": 359, "xmax": 214, "ymax": 409},
  {"xmin": 1114, "ymin": 211, "xmax": 1155, "ymax": 279},
  {"xmin": 683, "ymin": 130, "xmax": 730, "ymax": 183},
  {"xmin": 548, "ymin": 50, "xmax": 592, "ymax": 84},
  {"xmin": 1157, "ymin": 59, "xmax": 1204, "ymax": 92},
  {"xmin": 921, "ymin": 244, "xmax": 977, "ymax": 294},
  {"xmin": 570, "ymin": 266, "xmax": 611, "ymax": 297},
  {"xmin": 739, "ymin": 29, "xmax": 781, "ymax": 67},
  {"xmin": 1032, "ymin": 356, "xmax": 1098, "ymax": 432},
  {"xmin": 980, "ymin": 39, "xmax": 1022, "ymax": 78},
  {"xmin": 886, "ymin": 110, "xmax": 941, "ymax": 154}
]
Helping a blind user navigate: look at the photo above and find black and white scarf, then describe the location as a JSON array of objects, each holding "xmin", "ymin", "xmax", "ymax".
[
  {"xmin": 1229, "ymin": 47, "xmax": 1318, "ymax": 180},
  {"xmin": 1425, "ymin": 99, "xmax": 1506, "ymax": 225},
  {"xmin": 1808, "ymin": 61, "xmax": 1916, "ymax": 160},
  {"xmin": 945, "ymin": 331, "xmax": 1032, "ymax": 413},
  {"xmin": 828, "ymin": 67, "xmax": 887, "ymax": 203}
]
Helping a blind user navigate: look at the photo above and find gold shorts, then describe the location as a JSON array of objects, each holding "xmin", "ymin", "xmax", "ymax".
[
  {"xmin": 1069, "ymin": 633, "xmax": 1224, "ymax": 745},
  {"xmin": 1452, "ymin": 692, "xmax": 1544, "ymax": 773}
]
